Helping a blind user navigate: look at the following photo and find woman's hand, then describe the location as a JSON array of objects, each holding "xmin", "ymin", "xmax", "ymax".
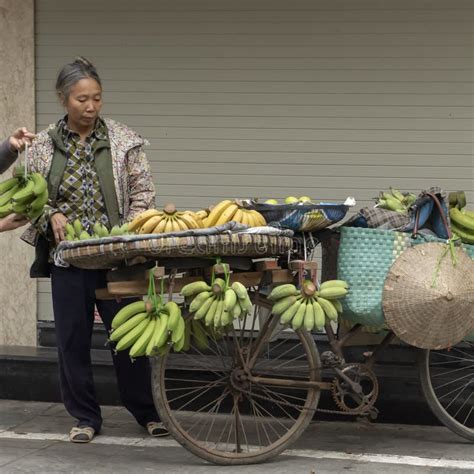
[
  {"xmin": 8, "ymin": 127, "xmax": 36, "ymax": 153},
  {"xmin": 0, "ymin": 213, "xmax": 29, "ymax": 232},
  {"xmin": 50, "ymin": 213, "xmax": 69, "ymax": 244}
]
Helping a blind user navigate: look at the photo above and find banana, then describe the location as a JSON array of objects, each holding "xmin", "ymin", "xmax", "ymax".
[
  {"xmin": 146, "ymin": 314, "xmax": 164, "ymax": 356},
  {"xmin": 173, "ymin": 331, "xmax": 186, "ymax": 352},
  {"xmin": 110, "ymin": 310, "xmax": 148, "ymax": 339},
  {"xmin": 205, "ymin": 297, "xmax": 220, "ymax": 326},
  {"xmin": 390, "ymin": 187, "xmax": 405, "ymax": 203},
  {"xmin": 0, "ymin": 184, "xmax": 20, "ymax": 207},
  {"xmin": 331, "ymin": 299, "xmax": 343, "ymax": 314},
  {"xmin": 129, "ymin": 317, "xmax": 157, "ymax": 358},
  {"xmin": 239, "ymin": 293, "xmax": 253, "ymax": 312},
  {"xmin": 223, "ymin": 288, "xmax": 237, "ymax": 311},
  {"xmin": 213, "ymin": 298, "xmax": 225, "ymax": 328},
  {"xmin": 196, "ymin": 209, "xmax": 208, "ymax": 221},
  {"xmin": 65, "ymin": 223, "xmax": 75, "ymax": 238},
  {"xmin": 245, "ymin": 210, "xmax": 257, "ymax": 227},
  {"xmin": 31, "ymin": 173, "xmax": 47, "ymax": 196},
  {"xmin": 179, "ymin": 212, "xmax": 200, "ymax": 230},
  {"xmin": 303, "ymin": 301, "xmax": 315, "ymax": 331},
  {"xmin": 240, "ymin": 210, "xmax": 249, "ymax": 226},
  {"xmin": 231, "ymin": 281, "xmax": 249, "ymax": 300},
  {"xmin": 221, "ymin": 309, "xmax": 233, "ymax": 327},
  {"xmin": 12, "ymin": 201, "xmax": 28, "ymax": 214},
  {"xmin": 450, "ymin": 207, "xmax": 474, "ymax": 231},
  {"xmin": 233, "ymin": 208, "xmax": 244, "ymax": 224},
  {"xmin": 0, "ymin": 202, "xmax": 13, "ymax": 218},
  {"xmin": 115, "ymin": 317, "xmax": 151, "ymax": 351},
  {"xmin": 27, "ymin": 188, "xmax": 48, "ymax": 212},
  {"xmin": 205, "ymin": 200, "xmax": 234, "ymax": 227},
  {"xmin": 165, "ymin": 301, "xmax": 181, "ymax": 331},
  {"xmin": 215, "ymin": 203, "xmax": 239, "ymax": 226},
  {"xmin": 79, "ymin": 230, "xmax": 90, "ymax": 240},
  {"xmin": 291, "ymin": 301, "xmax": 307, "ymax": 330},
  {"xmin": 194, "ymin": 295, "xmax": 216, "ymax": 320},
  {"xmin": 0, "ymin": 177, "xmax": 19, "ymax": 195},
  {"xmin": 249, "ymin": 210, "xmax": 266, "ymax": 226},
  {"xmin": 312, "ymin": 299, "xmax": 326, "ymax": 329},
  {"xmin": 272, "ymin": 295, "xmax": 298, "ymax": 315},
  {"xmin": 73, "ymin": 219, "xmax": 83, "ymax": 238},
  {"xmin": 280, "ymin": 299, "xmax": 302, "ymax": 325},
  {"xmin": 181, "ymin": 281, "xmax": 212, "ymax": 297},
  {"xmin": 153, "ymin": 217, "xmax": 167, "ymax": 234},
  {"xmin": 155, "ymin": 312, "xmax": 170, "ymax": 349},
  {"xmin": 385, "ymin": 196, "xmax": 405, "ymax": 212},
  {"xmin": 317, "ymin": 297, "xmax": 338, "ymax": 322},
  {"xmin": 139, "ymin": 215, "xmax": 164, "ymax": 234},
  {"xmin": 128, "ymin": 209, "xmax": 161, "ymax": 232},
  {"xmin": 189, "ymin": 291, "xmax": 213, "ymax": 312},
  {"xmin": 451, "ymin": 222, "xmax": 474, "ymax": 244},
  {"xmin": 457, "ymin": 191, "xmax": 467, "ymax": 209},
  {"xmin": 164, "ymin": 217, "xmax": 174, "ymax": 233},
  {"xmin": 317, "ymin": 287, "xmax": 348, "ymax": 299},
  {"xmin": 191, "ymin": 319, "xmax": 209, "ymax": 350},
  {"xmin": 171, "ymin": 315, "xmax": 185, "ymax": 344},
  {"xmin": 231, "ymin": 300, "xmax": 242, "ymax": 319},
  {"xmin": 11, "ymin": 179, "xmax": 35, "ymax": 204},
  {"xmin": 319, "ymin": 280, "xmax": 349, "ymax": 291},
  {"xmin": 268, "ymin": 283, "xmax": 298, "ymax": 301},
  {"xmin": 173, "ymin": 217, "xmax": 188, "ymax": 232}
]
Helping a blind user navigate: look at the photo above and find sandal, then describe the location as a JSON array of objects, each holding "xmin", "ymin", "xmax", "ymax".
[
  {"xmin": 69, "ymin": 426, "xmax": 96, "ymax": 443},
  {"xmin": 146, "ymin": 421, "xmax": 169, "ymax": 437}
]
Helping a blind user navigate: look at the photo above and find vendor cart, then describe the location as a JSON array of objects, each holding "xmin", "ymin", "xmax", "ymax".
[{"xmin": 55, "ymin": 212, "xmax": 474, "ymax": 465}]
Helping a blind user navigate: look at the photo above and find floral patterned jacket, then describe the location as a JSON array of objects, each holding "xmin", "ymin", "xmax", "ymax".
[{"xmin": 21, "ymin": 118, "xmax": 155, "ymax": 245}]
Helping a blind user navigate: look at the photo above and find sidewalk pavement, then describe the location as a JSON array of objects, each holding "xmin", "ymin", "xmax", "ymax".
[{"xmin": 0, "ymin": 399, "xmax": 473, "ymax": 473}]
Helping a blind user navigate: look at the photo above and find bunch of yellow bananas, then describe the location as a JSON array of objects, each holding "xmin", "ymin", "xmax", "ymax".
[
  {"xmin": 0, "ymin": 166, "xmax": 48, "ymax": 220},
  {"xmin": 269, "ymin": 279, "xmax": 348, "ymax": 331},
  {"xmin": 376, "ymin": 188, "xmax": 416, "ymax": 214},
  {"xmin": 128, "ymin": 204, "xmax": 205, "ymax": 234},
  {"xmin": 204, "ymin": 200, "xmax": 266, "ymax": 227},
  {"xmin": 109, "ymin": 299, "xmax": 187, "ymax": 358},
  {"xmin": 181, "ymin": 278, "xmax": 252, "ymax": 329},
  {"xmin": 64, "ymin": 219, "xmax": 129, "ymax": 241}
]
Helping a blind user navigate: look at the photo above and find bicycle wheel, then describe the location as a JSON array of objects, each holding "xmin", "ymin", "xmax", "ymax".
[
  {"xmin": 418, "ymin": 338, "xmax": 474, "ymax": 442},
  {"xmin": 152, "ymin": 302, "xmax": 321, "ymax": 465}
]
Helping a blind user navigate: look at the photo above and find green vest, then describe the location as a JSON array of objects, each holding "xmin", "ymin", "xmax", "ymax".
[{"xmin": 47, "ymin": 127, "xmax": 121, "ymax": 227}]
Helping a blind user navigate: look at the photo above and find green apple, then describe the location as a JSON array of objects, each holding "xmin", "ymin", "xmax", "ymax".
[
  {"xmin": 284, "ymin": 196, "xmax": 299, "ymax": 204},
  {"xmin": 265, "ymin": 199, "xmax": 278, "ymax": 205},
  {"xmin": 299, "ymin": 196, "xmax": 312, "ymax": 203}
]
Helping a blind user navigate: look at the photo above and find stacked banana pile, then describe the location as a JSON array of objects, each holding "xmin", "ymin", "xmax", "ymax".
[
  {"xmin": 0, "ymin": 167, "xmax": 48, "ymax": 221},
  {"xmin": 269, "ymin": 280, "xmax": 348, "ymax": 331},
  {"xmin": 109, "ymin": 300, "xmax": 186, "ymax": 357},
  {"xmin": 128, "ymin": 204, "xmax": 206, "ymax": 234},
  {"xmin": 376, "ymin": 188, "xmax": 416, "ymax": 214},
  {"xmin": 204, "ymin": 200, "xmax": 266, "ymax": 227},
  {"xmin": 65, "ymin": 219, "xmax": 129, "ymax": 240},
  {"xmin": 181, "ymin": 279, "xmax": 252, "ymax": 328},
  {"xmin": 449, "ymin": 208, "xmax": 474, "ymax": 245}
]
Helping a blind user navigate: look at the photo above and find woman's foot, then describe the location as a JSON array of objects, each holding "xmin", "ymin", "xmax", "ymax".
[
  {"xmin": 69, "ymin": 426, "xmax": 96, "ymax": 443},
  {"xmin": 146, "ymin": 421, "xmax": 169, "ymax": 437}
]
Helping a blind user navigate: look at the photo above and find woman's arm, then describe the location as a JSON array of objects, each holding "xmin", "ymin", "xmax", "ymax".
[{"xmin": 126, "ymin": 146, "xmax": 156, "ymax": 220}]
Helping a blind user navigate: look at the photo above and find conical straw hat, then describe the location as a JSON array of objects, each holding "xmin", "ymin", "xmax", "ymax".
[{"xmin": 383, "ymin": 242, "xmax": 474, "ymax": 349}]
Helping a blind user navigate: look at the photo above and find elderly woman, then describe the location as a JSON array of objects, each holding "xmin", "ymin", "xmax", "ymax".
[
  {"xmin": 23, "ymin": 57, "xmax": 166, "ymax": 443},
  {"xmin": 0, "ymin": 128, "xmax": 36, "ymax": 232}
]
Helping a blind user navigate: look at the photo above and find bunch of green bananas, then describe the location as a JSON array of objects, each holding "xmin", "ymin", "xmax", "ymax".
[
  {"xmin": 109, "ymin": 299, "xmax": 186, "ymax": 358},
  {"xmin": 0, "ymin": 167, "xmax": 48, "ymax": 220},
  {"xmin": 376, "ymin": 187, "xmax": 416, "ymax": 214},
  {"xmin": 65, "ymin": 219, "xmax": 129, "ymax": 241},
  {"xmin": 449, "ymin": 207, "xmax": 474, "ymax": 244},
  {"xmin": 181, "ymin": 278, "xmax": 252, "ymax": 329},
  {"xmin": 269, "ymin": 279, "xmax": 348, "ymax": 331}
]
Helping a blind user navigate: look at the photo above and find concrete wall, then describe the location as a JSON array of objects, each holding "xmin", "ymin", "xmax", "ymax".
[{"xmin": 0, "ymin": 0, "xmax": 37, "ymax": 346}]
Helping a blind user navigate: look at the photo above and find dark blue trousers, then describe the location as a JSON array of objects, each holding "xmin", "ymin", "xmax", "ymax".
[{"xmin": 51, "ymin": 265, "xmax": 159, "ymax": 432}]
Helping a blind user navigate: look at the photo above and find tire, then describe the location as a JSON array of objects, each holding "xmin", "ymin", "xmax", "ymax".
[
  {"xmin": 418, "ymin": 339, "xmax": 474, "ymax": 442},
  {"xmin": 152, "ymin": 304, "xmax": 321, "ymax": 465}
]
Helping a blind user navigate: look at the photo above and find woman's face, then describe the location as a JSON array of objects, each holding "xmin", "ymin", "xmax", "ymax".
[{"xmin": 63, "ymin": 78, "xmax": 103, "ymax": 130}]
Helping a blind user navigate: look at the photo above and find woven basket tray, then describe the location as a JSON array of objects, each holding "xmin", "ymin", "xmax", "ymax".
[{"xmin": 57, "ymin": 233, "xmax": 293, "ymax": 270}]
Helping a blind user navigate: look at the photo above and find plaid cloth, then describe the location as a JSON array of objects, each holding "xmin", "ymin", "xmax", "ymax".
[{"xmin": 347, "ymin": 187, "xmax": 448, "ymax": 235}]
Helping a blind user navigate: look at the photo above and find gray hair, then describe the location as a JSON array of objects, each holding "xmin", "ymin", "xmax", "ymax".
[{"xmin": 55, "ymin": 56, "xmax": 102, "ymax": 99}]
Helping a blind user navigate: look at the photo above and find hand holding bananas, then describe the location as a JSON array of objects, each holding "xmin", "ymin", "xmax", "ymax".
[
  {"xmin": 269, "ymin": 279, "xmax": 348, "ymax": 331},
  {"xmin": 0, "ymin": 167, "xmax": 48, "ymax": 221},
  {"xmin": 375, "ymin": 188, "xmax": 416, "ymax": 214},
  {"xmin": 181, "ymin": 278, "xmax": 252, "ymax": 329},
  {"xmin": 0, "ymin": 213, "xmax": 29, "ymax": 232},
  {"xmin": 7, "ymin": 128, "xmax": 36, "ymax": 154}
]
